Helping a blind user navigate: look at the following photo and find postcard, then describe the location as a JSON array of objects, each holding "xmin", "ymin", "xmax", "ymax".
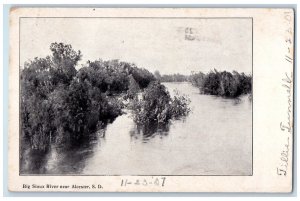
[{"xmin": 8, "ymin": 7, "xmax": 294, "ymax": 192}]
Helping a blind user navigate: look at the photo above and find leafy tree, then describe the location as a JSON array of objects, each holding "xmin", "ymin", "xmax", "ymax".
[
  {"xmin": 50, "ymin": 42, "xmax": 82, "ymax": 85},
  {"xmin": 21, "ymin": 43, "xmax": 82, "ymax": 150},
  {"xmin": 128, "ymin": 65, "xmax": 156, "ymax": 89}
]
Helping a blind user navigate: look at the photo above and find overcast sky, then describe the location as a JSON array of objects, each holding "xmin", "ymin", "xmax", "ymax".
[{"xmin": 20, "ymin": 18, "xmax": 252, "ymax": 75}]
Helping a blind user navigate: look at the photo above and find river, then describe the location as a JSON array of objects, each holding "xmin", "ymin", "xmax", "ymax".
[{"xmin": 21, "ymin": 82, "xmax": 252, "ymax": 175}]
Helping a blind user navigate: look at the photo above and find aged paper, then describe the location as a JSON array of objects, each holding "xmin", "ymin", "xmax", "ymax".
[{"xmin": 9, "ymin": 8, "xmax": 294, "ymax": 192}]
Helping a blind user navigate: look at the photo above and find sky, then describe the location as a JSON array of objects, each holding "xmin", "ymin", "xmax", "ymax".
[{"xmin": 20, "ymin": 18, "xmax": 252, "ymax": 75}]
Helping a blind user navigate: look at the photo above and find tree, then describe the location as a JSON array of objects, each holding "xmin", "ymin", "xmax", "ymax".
[
  {"xmin": 50, "ymin": 42, "xmax": 82, "ymax": 85},
  {"xmin": 21, "ymin": 42, "xmax": 82, "ymax": 150}
]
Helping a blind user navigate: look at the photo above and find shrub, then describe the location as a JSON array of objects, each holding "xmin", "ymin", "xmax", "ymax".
[
  {"xmin": 170, "ymin": 90, "xmax": 191, "ymax": 118},
  {"xmin": 132, "ymin": 81, "xmax": 190, "ymax": 125}
]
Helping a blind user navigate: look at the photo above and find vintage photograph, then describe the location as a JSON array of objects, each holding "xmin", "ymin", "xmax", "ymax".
[{"xmin": 19, "ymin": 17, "xmax": 253, "ymax": 176}]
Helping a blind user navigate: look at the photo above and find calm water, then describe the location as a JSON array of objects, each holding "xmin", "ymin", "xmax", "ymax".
[{"xmin": 21, "ymin": 82, "xmax": 252, "ymax": 175}]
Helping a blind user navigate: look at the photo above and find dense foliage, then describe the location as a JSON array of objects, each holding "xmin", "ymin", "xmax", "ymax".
[
  {"xmin": 189, "ymin": 69, "xmax": 252, "ymax": 98},
  {"xmin": 21, "ymin": 43, "xmax": 83, "ymax": 151},
  {"xmin": 132, "ymin": 81, "xmax": 191, "ymax": 125},
  {"xmin": 21, "ymin": 43, "xmax": 155, "ymax": 151}
]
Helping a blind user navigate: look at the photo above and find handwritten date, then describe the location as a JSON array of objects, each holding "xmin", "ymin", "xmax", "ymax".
[{"xmin": 121, "ymin": 177, "xmax": 166, "ymax": 187}]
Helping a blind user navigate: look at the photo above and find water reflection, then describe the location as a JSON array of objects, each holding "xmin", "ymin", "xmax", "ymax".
[
  {"xmin": 130, "ymin": 121, "xmax": 170, "ymax": 142},
  {"xmin": 21, "ymin": 127, "xmax": 107, "ymax": 175},
  {"xmin": 47, "ymin": 128, "xmax": 108, "ymax": 174},
  {"xmin": 20, "ymin": 149, "xmax": 49, "ymax": 174}
]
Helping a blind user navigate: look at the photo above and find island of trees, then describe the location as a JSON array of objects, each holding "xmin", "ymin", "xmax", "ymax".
[{"xmin": 156, "ymin": 70, "xmax": 252, "ymax": 98}]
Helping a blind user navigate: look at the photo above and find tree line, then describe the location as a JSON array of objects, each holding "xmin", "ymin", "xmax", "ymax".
[
  {"xmin": 155, "ymin": 69, "xmax": 252, "ymax": 98},
  {"xmin": 154, "ymin": 71, "xmax": 189, "ymax": 82}
]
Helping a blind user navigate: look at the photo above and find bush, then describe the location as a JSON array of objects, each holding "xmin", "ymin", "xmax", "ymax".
[
  {"xmin": 170, "ymin": 90, "xmax": 191, "ymax": 118},
  {"xmin": 132, "ymin": 81, "xmax": 190, "ymax": 125}
]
